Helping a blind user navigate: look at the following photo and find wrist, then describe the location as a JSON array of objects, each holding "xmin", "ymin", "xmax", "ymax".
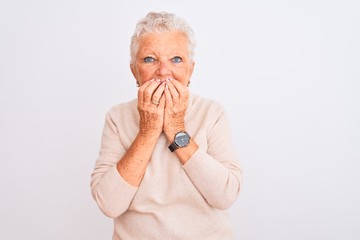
[
  {"xmin": 165, "ymin": 128, "xmax": 183, "ymax": 142},
  {"xmin": 168, "ymin": 131, "xmax": 191, "ymax": 152},
  {"xmin": 137, "ymin": 129, "xmax": 161, "ymax": 143}
]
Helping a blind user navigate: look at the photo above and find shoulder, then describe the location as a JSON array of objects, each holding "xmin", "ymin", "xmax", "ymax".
[
  {"xmin": 191, "ymin": 93, "xmax": 226, "ymax": 115},
  {"xmin": 188, "ymin": 93, "xmax": 229, "ymax": 130}
]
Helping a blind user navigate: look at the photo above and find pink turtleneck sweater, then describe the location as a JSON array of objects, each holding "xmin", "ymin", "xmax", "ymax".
[{"xmin": 91, "ymin": 93, "xmax": 243, "ymax": 240}]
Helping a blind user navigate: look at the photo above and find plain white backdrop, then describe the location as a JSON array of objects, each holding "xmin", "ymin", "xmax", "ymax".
[{"xmin": 1, "ymin": 0, "xmax": 359, "ymax": 239}]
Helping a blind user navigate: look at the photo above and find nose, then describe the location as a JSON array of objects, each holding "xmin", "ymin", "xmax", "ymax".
[{"xmin": 156, "ymin": 60, "xmax": 171, "ymax": 77}]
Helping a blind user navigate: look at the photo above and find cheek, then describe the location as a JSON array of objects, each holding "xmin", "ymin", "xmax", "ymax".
[
  {"xmin": 173, "ymin": 66, "xmax": 191, "ymax": 79},
  {"xmin": 138, "ymin": 66, "xmax": 157, "ymax": 78},
  {"xmin": 172, "ymin": 69, "xmax": 191, "ymax": 85}
]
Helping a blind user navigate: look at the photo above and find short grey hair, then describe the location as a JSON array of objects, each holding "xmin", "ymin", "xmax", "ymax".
[{"xmin": 130, "ymin": 12, "xmax": 196, "ymax": 64}]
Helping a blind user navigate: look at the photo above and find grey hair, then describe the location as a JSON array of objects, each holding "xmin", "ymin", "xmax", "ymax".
[{"xmin": 130, "ymin": 12, "xmax": 196, "ymax": 64}]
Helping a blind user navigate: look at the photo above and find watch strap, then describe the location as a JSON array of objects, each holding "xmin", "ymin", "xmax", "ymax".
[
  {"xmin": 168, "ymin": 131, "xmax": 191, "ymax": 152},
  {"xmin": 168, "ymin": 142, "xmax": 178, "ymax": 152}
]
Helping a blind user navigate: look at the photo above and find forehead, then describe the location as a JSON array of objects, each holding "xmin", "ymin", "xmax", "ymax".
[{"xmin": 137, "ymin": 31, "xmax": 189, "ymax": 56}]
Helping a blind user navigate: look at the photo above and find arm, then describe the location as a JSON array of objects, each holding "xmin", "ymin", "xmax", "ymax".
[
  {"xmin": 163, "ymin": 80, "xmax": 242, "ymax": 210},
  {"xmin": 90, "ymin": 111, "xmax": 138, "ymax": 218},
  {"xmin": 183, "ymin": 110, "xmax": 243, "ymax": 210},
  {"xmin": 91, "ymin": 80, "xmax": 166, "ymax": 218}
]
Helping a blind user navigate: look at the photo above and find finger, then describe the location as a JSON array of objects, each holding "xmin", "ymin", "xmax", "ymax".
[
  {"xmin": 170, "ymin": 79, "xmax": 189, "ymax": 105},
  {"xmin": 166, "ymin": 80, "xmax": 180, "ymax": 105},
  {"xmin": 164, "ymin": 83, "xmax": 173, "ymax": 108},
  {"xmin": 142, "ymin": 79, "xmax": 162, "ymax": 104},
  {"xmin": 170, "ymin": 78, "xmax": 188, "ymax": 98},
  {"xmin": 138, "ymin": 79, "xmax": 154, "ymax": 104},
  {"xmin": 158, "ymin": 90, "xmax": 166, "ymax": 109},
  {"xmin": 151, "ymin": 81, "xmax": 166, "ymax": 105}
]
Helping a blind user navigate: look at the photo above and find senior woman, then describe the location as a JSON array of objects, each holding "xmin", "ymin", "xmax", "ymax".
[{"xmin": 91, "ymin": 12, "xmax": 243, "ymax": 239}]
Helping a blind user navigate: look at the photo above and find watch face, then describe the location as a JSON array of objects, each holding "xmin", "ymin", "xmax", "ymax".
[{"xmin": 175, "ymin": 132, "xmax": 190, "ymax": 147}]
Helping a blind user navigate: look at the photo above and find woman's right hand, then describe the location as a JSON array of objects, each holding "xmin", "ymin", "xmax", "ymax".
[
  {"xmin": 115, "ymin": 79, "xmax": 166, "ymax": 187},
  {"xmin": 137, "ymin": 79, "xmax": 166, "ymax": 137}
]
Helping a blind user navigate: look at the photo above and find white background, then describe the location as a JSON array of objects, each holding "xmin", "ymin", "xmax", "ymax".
[{"xmin": 1, "ymin": 0, "xmax": 359, "ymax": 239}]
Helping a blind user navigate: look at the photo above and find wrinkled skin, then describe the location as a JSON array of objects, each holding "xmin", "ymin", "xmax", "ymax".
[{"xmin": 131, "ymin": 31, "xmax": 194, "ymax": 140}]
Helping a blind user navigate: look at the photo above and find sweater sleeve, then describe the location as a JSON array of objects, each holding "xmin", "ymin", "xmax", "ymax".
[
  {"xmin": 90, "ymin": 110, "xmax": 138, "ymax": 218},
  {"xmin": 183, "ymin": 107, "xmax": 243, "ymax": 210}
]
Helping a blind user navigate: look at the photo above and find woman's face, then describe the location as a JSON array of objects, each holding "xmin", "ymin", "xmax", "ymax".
[{"xmin": 131, "ymin": 31, "xmax": 194, "ymax": 86}]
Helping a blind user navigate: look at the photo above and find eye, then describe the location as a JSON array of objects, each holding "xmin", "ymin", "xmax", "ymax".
[
  {"xmin": 143, "ymin": 57, "xmax": 155, "ymax": 63},
  {"xmin": 172, "ymin": 56, "xmax": 183, "ymax": 63}
]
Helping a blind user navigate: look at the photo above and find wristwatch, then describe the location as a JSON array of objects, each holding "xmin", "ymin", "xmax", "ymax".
[{"xmin": 168, "ymin": 131, "xmax": 191, "ymax": 152}]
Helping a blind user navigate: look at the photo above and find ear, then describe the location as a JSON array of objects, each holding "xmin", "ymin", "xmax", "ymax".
[{"xmin": 188, "ymin": 61, "xmax": 195, "ymax": 78}]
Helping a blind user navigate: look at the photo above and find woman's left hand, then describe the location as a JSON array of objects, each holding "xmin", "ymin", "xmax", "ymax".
[{"xmin": 163, "ymin": 78, "xmax": 189, "ymax": 141}]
